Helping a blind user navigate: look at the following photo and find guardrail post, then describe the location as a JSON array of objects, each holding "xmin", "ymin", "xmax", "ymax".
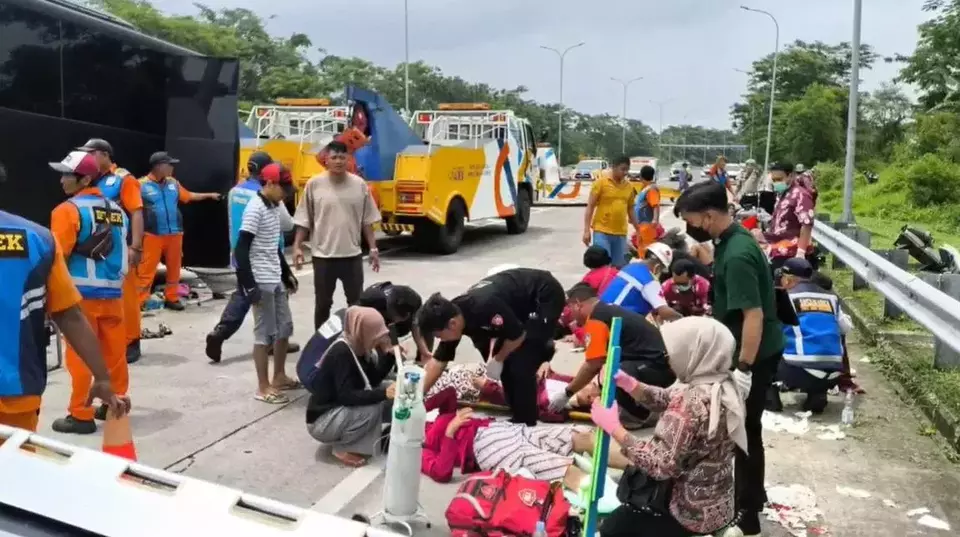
[
  {"xmin": 920, "ymin": 273, "xmax": 960, "ymax": 369},
  {"xmin": 831, "ymin": 222, "xmax": 852, "ymax": 269},
  {"xmin": 815, "ymin": 213, "xmax": 832, "ymax": 223},
  {"xmin": 849, "ymin": 228, "xmax": 872, "ymax": 291},
  {"xmin": 873, "ymin": 249, "xmax": 910, "ymax": 319}
]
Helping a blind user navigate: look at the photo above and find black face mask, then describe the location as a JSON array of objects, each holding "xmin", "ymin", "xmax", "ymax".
[{"xmin": 686, "ymin": 223, "xmax": 713, "ymax": 243}]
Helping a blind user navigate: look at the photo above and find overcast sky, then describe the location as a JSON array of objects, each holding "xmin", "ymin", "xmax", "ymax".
[{"xmin": 160, "ymin": 0, "xmax": 931, "ymax": 130}]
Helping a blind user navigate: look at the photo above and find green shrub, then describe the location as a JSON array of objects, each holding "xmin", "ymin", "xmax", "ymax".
[
  {"xmin": 813, "ymin": 161, "xmax": 843, "ymax": 191},
  {"xmin": 904, "ymin": 154, "xmax": 960, "ymax": 206}
]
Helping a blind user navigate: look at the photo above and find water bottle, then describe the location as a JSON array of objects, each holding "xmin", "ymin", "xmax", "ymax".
[
  {"xmin": 533, "ymin": 521, "xmax": 547, "ymax": 537},
  {"xmin": 841, "ymin": 390, "xmax": 855, "ymax": 426}
]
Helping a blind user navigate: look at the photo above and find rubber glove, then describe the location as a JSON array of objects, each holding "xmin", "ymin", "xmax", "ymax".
[
  {"xmin": 613, "ymin": 370, "xmax": 640, "ymax": 394},
  {"xmin": 732, "ymin": 370, "xmax": 752, "ymax": 402},
  {"xmin": 591, "ymin": 400, "xmax": 622, "ymax": 436},
  {"xmin": 485, "ymin": 359, "xmax": 504, "ymax": 381},
  {"xmin": 548, "ymin": 389, "xmax": 571, "ymax": 412}
]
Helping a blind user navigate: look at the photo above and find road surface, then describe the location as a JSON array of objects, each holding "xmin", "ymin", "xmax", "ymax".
[{"xmin": 34, "ymin": 203, "xmax": 960, "ymax": 536}]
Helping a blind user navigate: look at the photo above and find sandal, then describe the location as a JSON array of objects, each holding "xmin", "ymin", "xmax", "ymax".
[
  {"xmin": 273, "ymin": 379, "xmax": 302, "ymax": 391},
  {"xmin": 254, "ymin": 392, "xmax": 289, "ymax": 404}
]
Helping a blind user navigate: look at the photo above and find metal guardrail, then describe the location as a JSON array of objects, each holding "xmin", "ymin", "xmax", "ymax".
[{"xmin": 812, "ymin": 220, "xmax": 960, "ymax": 355}]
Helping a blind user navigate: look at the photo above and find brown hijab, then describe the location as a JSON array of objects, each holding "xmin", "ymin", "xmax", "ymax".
[{"xmin": 343, "ymin": 306, "xmax": 389, "ymax": 356}]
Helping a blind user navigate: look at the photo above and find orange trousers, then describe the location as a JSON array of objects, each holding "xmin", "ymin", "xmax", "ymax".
[
  {"xmin": 137, "ymin": 233, "xmax": 183, "ymax": 304},
  {"xmin": 66, "ymin": 299, "xmax": 128, "ymax": 421},
  {"xmin": 0, "ymin": 406, "xmax": 39, "ymax": 448},
  {"xmin": 123, "ymin": 269, "xmax": 140, "ymax": 345},
  {"xmin": 635, "ymin": 222, "xmax": 659, "ymax": 258}
]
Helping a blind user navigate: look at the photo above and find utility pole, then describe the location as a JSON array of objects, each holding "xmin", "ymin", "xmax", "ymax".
[
  {"xmin": 841, "ymin": 0, "xmax": 863, "ymax": 224},
  {"xmin": 403, "ymin": 0, "xmax": 410, "ymax": 114},
  {"xmin": 611, "ymin": 76, "xmax": 643, "ymax": 154},
  {"xmin": 540, "ymin": 42, "xmax": 585, "ymax": 164},
  {"xmin": 741, "ymin": 5, "xmax": 780, "ymax": 175},
  {"xmin": 650, "ymin": 100, "xmax": 670, "ymax": 162}
]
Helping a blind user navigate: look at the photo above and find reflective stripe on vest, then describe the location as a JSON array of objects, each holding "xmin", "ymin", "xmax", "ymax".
[
  {"xmin": 141, "ymin": 178, "xmax": 183, "ymax": 235},
  {"xmin": 783, "ymin": 288, "xmax": 844, "ymax": 371},
  {"xmin": 0, "ymin": 211, "xmax": 56, "ymax": 397},
  {"xmin": 600, "ymin": 264, "xmax": 655, "ymax": 316},
  {"xmin": 66, "ymin": 196, "xmax": 129, "ymax": 300}
]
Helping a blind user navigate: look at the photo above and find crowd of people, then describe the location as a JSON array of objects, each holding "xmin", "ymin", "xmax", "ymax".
[{"xmin": 0, "ymin": 136, "xmax": 854, "ymax": 537}]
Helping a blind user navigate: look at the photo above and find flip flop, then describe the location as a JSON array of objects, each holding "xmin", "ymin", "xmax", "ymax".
[
  {"xmin": 273, "ymin": 380, "xmax": 302, "ymax": 391},
  {"xmin": 254, "ymin": 392, "xmax": 289, "ymax": 404}
]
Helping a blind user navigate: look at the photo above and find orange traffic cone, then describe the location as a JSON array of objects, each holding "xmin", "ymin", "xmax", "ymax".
[{"xmin": 102, "ymin": 411, "xmax": 137, "ymax": 462}]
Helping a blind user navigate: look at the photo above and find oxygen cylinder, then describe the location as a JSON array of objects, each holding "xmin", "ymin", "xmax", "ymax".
[{"xmin": 382, "ymin": 364, "xmax": 427, "ymax": 517}]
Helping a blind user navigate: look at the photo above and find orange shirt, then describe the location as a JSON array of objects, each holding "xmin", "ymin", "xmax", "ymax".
[
  {"xmin": 109, "ymin": 163, "xmax": 144, "ymax": 213},
  {"xmin": 0, "ymin": 235, "xmax": 82, "ymax": 414},
  {"xmin": 582, "ymin": 317, "xmax": 612, "ymax": 362}
]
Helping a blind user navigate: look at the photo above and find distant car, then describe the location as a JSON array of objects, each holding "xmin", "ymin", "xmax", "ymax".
[
  {"xmin": 628, "ymin": 156, "xmax": 657, "ymax": 181},
  {"xmin": 727, "ymin": 163, "xmax": 743, "ymax": 180},
  {"xmin": 670, "ymin": 161, "xmax": 690, "ymax": 181},
  {"xmin": 572, "ymin": 159, "xmax": 606, "ymax": 181}
]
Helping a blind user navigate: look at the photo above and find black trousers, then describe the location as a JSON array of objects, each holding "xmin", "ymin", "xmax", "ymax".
[
  {"xmin": 736, "ymin": 353, "xmax": 782, "ymax": 515},
  {"xmin": 499, "ymin": 336, "xmax": 552, "ymax": 426},
  {"xmin": 211, "ymin": 290, "xmax": 251, "ymax": 340},
  {"xmin": 617, "ymin": 360, "xmax": 676, "ymax": 421},
  {"xmin": 600, "ymin": 505, "xmax": 695, "ymax": 537},
  {"xmin": 313, "ymin": 256, "xmax": 364, "ymax": 330}
]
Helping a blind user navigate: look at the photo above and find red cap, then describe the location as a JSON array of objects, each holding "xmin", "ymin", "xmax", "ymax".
[
  {"xmin": 261, "ymin": 163, "xmax": 291, "ymax": 184},
  {"xmin": 49, "ymin": 151, "xmax": 100, "ymax": 177}
]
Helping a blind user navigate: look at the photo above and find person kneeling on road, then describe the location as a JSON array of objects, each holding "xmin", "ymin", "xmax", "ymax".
[
  {"xmin": 771, "ymin": 258, "xmax": 852, "ymax": 414},
  {"xmin": 552, "ymin": 283, "xmax": 675, "ymax": 430},
  {"xmin": 235, "ymin": 168, "xmax": 300, "ymax": 404},
  {"xmin": 415, "ymin": 268, "xmax": 566, "ymax": 426},
  {"xmin": 305, "ymin": 307, "xmax": 397, "ymax": 467}
]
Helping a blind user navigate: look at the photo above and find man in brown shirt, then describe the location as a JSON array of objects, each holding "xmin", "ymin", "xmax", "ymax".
[{"xmin": 293, "ymin": 141, "xmax": 381, "ymax": 329}]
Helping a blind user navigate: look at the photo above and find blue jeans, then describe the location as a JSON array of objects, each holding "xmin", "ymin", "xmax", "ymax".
[{"xmin": 592, "ymin": 231, "xmax": 628, "ymax": 266}]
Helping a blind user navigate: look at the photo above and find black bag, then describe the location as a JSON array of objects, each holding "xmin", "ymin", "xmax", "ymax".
[
  {"xmin": 73, "ymin": 198, "xmax": 116, "ymax": 261},
  {"xmin": 616, "ymin": 466, "xmax": 674, "ymax": 514}
]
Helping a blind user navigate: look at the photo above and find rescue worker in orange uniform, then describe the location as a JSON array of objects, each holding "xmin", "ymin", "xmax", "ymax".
[
  {"xmin": 76, "ymin": 139, "xmax": 145, "ymax": 364},
  {"xmin": 0, "ymin": 160, "xmax": 128, "ymax": 438},
  {"xmin": 47, "ymin": 151, "xmax": 133, "ymax": 434},
  {"xmin": 136, "ymin": 151, "xmax": 222, "ymax": 310}
]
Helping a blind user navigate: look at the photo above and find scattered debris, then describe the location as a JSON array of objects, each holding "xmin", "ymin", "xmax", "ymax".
[
  {"xmin": 882, "ymin": 499, "xmax": 899, "ymax": 508},
  {"xmin": 816, "ymin": 425, "xmax": 846, "ymax": 440},
  {"xmin": 860, "ymin": 356, "xmax": 871, "ymax": 363},
  {"xmin": 763, "ymin": 484, "xmax": 824, "ymax": 537},
  {"xmin": 835, "ymin": 485, "xmax": 871, "ymax": 499},
  {"xmin": 917, "ymin": 514, "xmax": 951, "ymax": 531},
  {"xmin": 762, "ymin": 411, "xmax": 811, "ymax": 435},
  {"xmin": 906, "ymin": 507, "xmax": 930, "ymax": 517}
]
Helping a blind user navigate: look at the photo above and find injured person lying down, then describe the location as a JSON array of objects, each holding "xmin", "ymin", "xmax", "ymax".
[{"xmin": 426, "ymin": 362, "xmax": 601, "ymax": 422}]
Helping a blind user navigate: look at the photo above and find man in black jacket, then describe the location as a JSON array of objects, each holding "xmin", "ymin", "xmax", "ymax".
[{"xmin": 357, "ymin": 281, "xmax": 423, "ymax": 344}]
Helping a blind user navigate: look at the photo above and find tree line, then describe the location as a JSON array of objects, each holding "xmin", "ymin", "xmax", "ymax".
[{"xmin": 88, "ymin": 0, "xmax": 739, "ymax": 166}]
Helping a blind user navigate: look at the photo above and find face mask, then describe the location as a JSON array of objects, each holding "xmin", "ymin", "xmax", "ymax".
[
  {"xmin": 675, "ymin": 283, "xmax": 692, "ymax": 292},
  {"xmin": 686, "ymin": 222, "xmax": 713, "ymax": 243},
  {"xmin": 773, "ymin": 182, "xmax": 788, "ymax": 194}
]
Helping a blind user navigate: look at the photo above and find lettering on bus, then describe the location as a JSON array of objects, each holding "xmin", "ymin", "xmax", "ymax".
[
  {"xmin": 450, "ymin": 167, "xmax": 465, "ymax": 181},
  {"xmin": 467, "ymin": 164, "xmax": 485, "ymax": 180}
]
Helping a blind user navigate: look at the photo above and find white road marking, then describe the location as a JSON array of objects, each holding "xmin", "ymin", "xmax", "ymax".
[{"xmin": 311, "ymin": 464, "xmax": 383, "ymax": 515}]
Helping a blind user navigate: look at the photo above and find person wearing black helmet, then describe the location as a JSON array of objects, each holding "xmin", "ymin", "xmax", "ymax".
[{"xmin": 204, "ymin": 153, "xmax": 301, "ymax": 362}]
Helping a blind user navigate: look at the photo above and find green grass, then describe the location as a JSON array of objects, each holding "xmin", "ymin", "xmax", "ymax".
[{"xmin": 827, "ymin": 267, "xmax": 924, "ymax": 333}]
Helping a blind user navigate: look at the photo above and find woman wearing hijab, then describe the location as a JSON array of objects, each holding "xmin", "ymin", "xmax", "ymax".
[
  {"xmin": 591, "ymin": 317, "xmax": 746, "ymax": 537},
  {"xmin": 305, "ymin": 306, "xmax": 397, "ymax": 467}
]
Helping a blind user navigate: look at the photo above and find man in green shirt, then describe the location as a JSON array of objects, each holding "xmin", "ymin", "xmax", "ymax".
[{"xmin": 674, "ymin": 181, "xmax": 784, "ymax": 537}]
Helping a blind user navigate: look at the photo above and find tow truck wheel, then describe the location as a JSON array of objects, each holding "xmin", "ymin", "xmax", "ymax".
[
  {"xmin": 434, "ymin": 200, "xmax": 466, "ymax": 254},
  {"xmin": 505, "ymin": 188, "xmax": 532, "ymax": 235}
]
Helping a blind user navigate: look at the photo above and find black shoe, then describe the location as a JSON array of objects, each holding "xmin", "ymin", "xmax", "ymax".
[
  {"xmin": 737, "ymin": 510, "xmax": 762, "ymax": 536},
  {"xmin": 765, "ymin": 384, "xmax": 784, "ymax": 412},
  {"xmin": 126, "ymin": 340, "xmax": 141, "ymax": 364},
  {"xmin": 51, "ymin": 415, "xmax": 97, "ymax": 435},
  {"xmin": 205, "ymin": 332, "xmax": 224, "ymax": 363},
  {"xmin": 94, "ymin": 404, "xmax": 108, "ymax": 421},
  {"xmin": 803, "ymin": 391, "xmax": 829, "ymax": 414},
  {"xmin": 164, "ymin": 300, "xmax": 185, "ymax": 311}
]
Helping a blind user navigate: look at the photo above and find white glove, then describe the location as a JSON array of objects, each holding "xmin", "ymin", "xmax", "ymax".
[
  {"xmin": 732, "ymin": 370, "xmax": 753, "ymax": 402},
  {"xmin": 548, "ymin": 388, "xmax": 571, "ymax": 412},
  {"xmin": 485, "ymin": 359, "xmax": 504, "ymax": 381}
]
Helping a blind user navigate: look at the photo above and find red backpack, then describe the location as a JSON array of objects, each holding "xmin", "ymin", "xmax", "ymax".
[{"xmin": 445, "ymin": 469, "xmax": 571, "ymax": 537}]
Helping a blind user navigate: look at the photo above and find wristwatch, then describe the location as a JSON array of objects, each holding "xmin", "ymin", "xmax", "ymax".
[
  {"xmin": 737, "ymin": 361, "xmax": 752, "ymax": 372},
  {"xmin": 369, "ymin": 248, "xmax": 379, "ymax": 254},
  {"xmin": 564, "ymin": 386, "xmax": 574, "ymax": 398}
]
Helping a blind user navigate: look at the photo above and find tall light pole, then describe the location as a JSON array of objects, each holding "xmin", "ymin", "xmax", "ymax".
[
  {"xmin": 403, "ymin": 0, "xmax": 410, "ymax": 114},
  {"xmin": 841, "ymin": 0, "xmax": 863, "ymax": 224},
  {"xmin": 741, "ymin": 5, "xmax": 780, "ymax": 175},
  {"xmin": 734, "ymin": 68, "xmax": 757, "ymax": 160},
  {"xmin": 540, "ymin": 42, "xmax": 585, "ymax": 164},
  {"xmin": 650, "ymin": 99, "xmax": 670, "ymax": 161},
  {"xmin": 611, "ymin": 76, "xmax": 643, "ymax": 154}
]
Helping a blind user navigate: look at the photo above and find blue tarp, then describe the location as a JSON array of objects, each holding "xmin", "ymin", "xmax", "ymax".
[{"xmin": 347, "ymin": 86, "xmax": 423, "ymax": 182}]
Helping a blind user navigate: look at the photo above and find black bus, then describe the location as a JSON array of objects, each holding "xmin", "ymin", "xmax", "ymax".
[{"xmin": 0, "ymin": 0, "xmax": 239, "ymax": 267}]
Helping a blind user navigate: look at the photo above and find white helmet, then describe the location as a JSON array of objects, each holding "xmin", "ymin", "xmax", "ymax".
[
  {"xmin": 486, "ymin": 263, "xmax": 520, "ymax": 277},
  {"xmin": 645, "ymin": 243, "xmax": 673, "ymax": 269}
]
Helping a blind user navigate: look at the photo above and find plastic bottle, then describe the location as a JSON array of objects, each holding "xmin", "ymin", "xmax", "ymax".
[
  {"xmin": 841, "ymin": 390, "xmax": 855, "ymax": 426},
  {"xmin": 533, "ymin": 521, "xmax": 547, "ymax": 537}
]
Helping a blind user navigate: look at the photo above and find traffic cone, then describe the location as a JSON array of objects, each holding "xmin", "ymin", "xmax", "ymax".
[{"xmin": 102, "ymin": 411, "xmax": 137, "ymax": 462}]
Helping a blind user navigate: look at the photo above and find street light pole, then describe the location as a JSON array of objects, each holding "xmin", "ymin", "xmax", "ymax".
[
  {"xmin": 741, "ymin": 5, "xmax": 780, "ymax": 175},
  {"xmin": 611, "ymin": 76, "xmax": 643, "ymax": 154},
  {"xmin": 541, "ymin": 42, "xmax": 585, "ymax": 164},
  {"xmin": 403, "ymin": 0, "xmax": 410, "ymax": 114},
  {"xmin": 841, "ymin": 0, "xmax": 863, "ymax": 224},
  {"xmin": 650, "ymin": 100, "xmax": 670, "ymax": 161}
]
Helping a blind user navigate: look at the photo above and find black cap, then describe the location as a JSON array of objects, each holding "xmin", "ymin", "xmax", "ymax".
[
  {"xmin": 781, "ymin": 257, "xmax": 813, "ymax": 278},
  {"xmin": 770, "ymin": 161, "xmax": 794, "ymax": 174},
  {"xmin": 149, "ymin": 151, "xmax": 180, "ymax": 167},
  {"xmin": 247, "ymin": 151, "xmax": 273, "ymax": 172},
  {"xmin": 76, "ymin": 138, "xmax": 113, "ymax": 155}
]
